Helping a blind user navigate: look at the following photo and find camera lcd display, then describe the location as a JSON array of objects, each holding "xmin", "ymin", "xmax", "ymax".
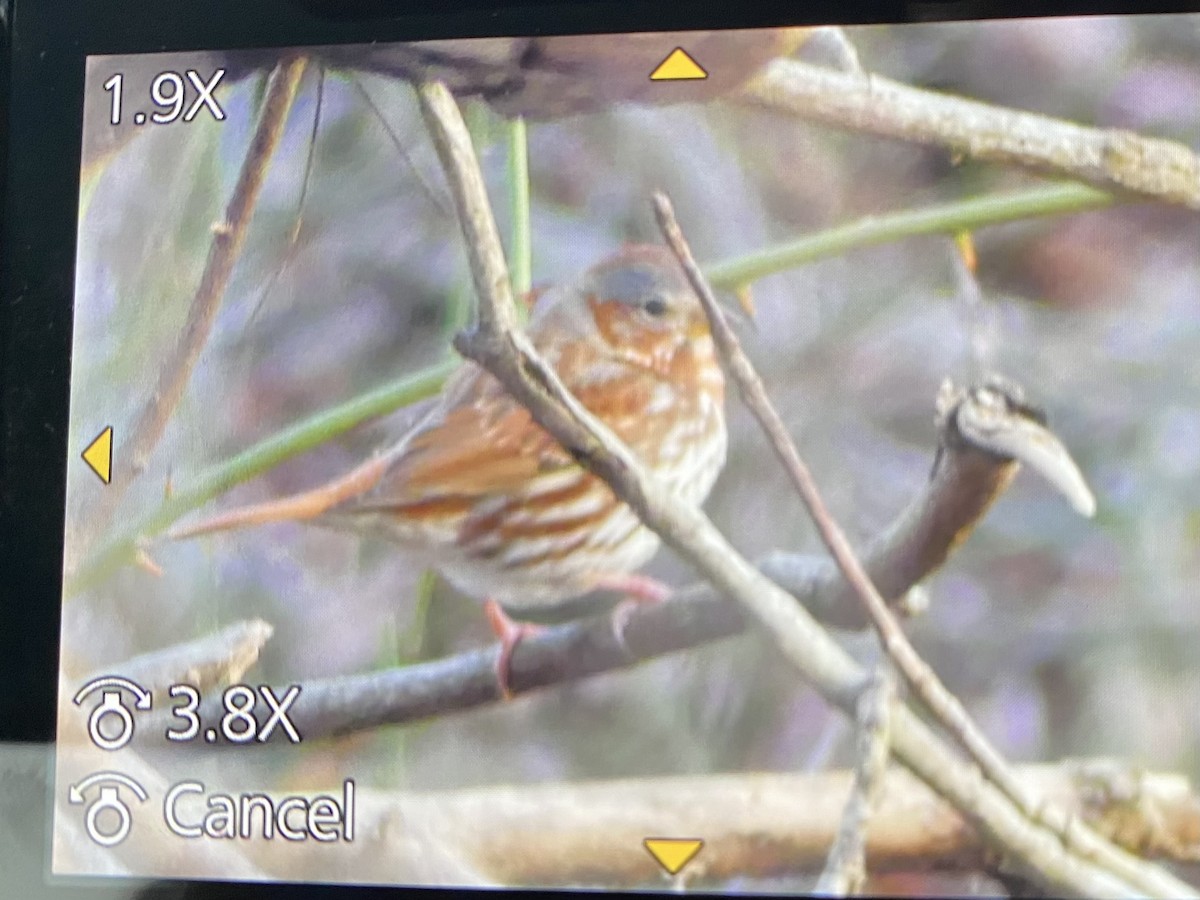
[{"xmin": 55, "ymin": 19, "xmax": 1200, "ymax": 893}]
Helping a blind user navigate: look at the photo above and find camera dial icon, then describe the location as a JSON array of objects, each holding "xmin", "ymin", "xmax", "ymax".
[
  {"xmin": 73, "ymin": 676, "xmax": 152, "ymax": 751},
  {"xmin": 68, "ymin": 772, "xmax": 149, "ymax": 847}
]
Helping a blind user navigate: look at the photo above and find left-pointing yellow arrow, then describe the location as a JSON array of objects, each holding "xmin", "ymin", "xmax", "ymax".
[{"xmin": 82, "ymin": 426, "xmax": 113, "ymax": 484}]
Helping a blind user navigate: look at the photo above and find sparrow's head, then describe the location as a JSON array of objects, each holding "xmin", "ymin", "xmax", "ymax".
[{"xmin": 541, "ymin": 243, "xmax": 710, "ymax": 376}]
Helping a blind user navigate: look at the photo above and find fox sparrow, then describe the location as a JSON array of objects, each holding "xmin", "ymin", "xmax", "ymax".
[{"xmin": 172, "ymin": 244, "xmax": 728, "ymax": 695}]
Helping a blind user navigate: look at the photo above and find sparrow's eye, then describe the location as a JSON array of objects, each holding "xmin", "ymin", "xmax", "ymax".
[{"xmin": 643, "ymin": 296, "xmax": 669, "ymax": 317}]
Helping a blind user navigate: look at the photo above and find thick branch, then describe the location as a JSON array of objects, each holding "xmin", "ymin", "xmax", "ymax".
[
  {"xmin": 741, "ymin": 59, "xmax": 1200, "ymax": 209},
  {"xmin": 120, "ymin": 378, "xmax": 1096, "ymax": 749},
  {"xmin": 336, "ymin": 763, "xmax": 1200, "ymax": 887},
  {"xmin": 127, "ymin": 386, "xmax": 1088, "ymax": 746},
  {"xmin": 55, "ymin": 742, "xmax": 1200, "ymax": 886}
]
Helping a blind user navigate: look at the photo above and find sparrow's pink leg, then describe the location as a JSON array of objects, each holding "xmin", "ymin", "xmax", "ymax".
[{"xmin": 483, "ymin": 598, "xmax": 546, "ymax": 700}]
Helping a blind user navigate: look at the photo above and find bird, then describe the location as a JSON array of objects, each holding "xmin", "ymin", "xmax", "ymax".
[{"xmin": 170, "ymin": 244, "xmax": 729, "ymax": 697}]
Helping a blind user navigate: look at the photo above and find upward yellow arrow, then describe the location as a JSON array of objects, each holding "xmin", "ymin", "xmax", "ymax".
[
  {"xmin": 649, "ymin": 48, "xmax": 708, "ymax": 81},
  {"xmin": 82, "ymin": 426, "xmax": 113, "ymax": 484}
]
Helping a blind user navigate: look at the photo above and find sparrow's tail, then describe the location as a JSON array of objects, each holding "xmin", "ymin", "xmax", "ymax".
[{"xmin": 167, "ymin": 453, "xmax": 393, "ymax": 540}]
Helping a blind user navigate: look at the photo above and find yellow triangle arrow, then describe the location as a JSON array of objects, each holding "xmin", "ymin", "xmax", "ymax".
[
  {"xmin": 643, "ymin": 837, "xmax": 703, "ymax": 875},
  {"xmin": 649, "ymin": 48, "xmax": 708, "ymax": 81},
  {"xmin": 82, "ymin": 426, "xmax": 113, "ymax": 484}
]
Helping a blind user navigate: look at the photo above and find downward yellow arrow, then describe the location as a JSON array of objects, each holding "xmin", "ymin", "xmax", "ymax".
[{"xmin": 643, "ymin": 838, "xmax": 703, "ymax": 875}]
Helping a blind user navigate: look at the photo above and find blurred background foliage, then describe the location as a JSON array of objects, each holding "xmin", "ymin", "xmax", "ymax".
[{"xmin": 63, "ymin": 14, "xmax": 1200, "ymax": 889}]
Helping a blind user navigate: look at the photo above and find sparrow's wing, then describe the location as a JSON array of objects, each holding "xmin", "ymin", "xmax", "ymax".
[
  {"xmin": 349, "ymin": 344, "xmax": 661, "ymax": 508},
  {"xmin": 368, "ymin": 384, "xmax": 574, "ymax": 501},
  {"xmin": 166, "ymin": 325, "xmax": 660, "ymax": 538},
  {"xmin": 162, "ymin": 364, "xmax": 495, "ymax": 539}
]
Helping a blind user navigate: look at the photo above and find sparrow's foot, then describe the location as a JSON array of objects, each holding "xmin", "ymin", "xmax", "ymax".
[
  {"xmin": 596, "ymin": 573, "xmax": 673, "ymax": 653},
  {"xmin": 483, "ymin": 598, "xmax": 546, "ymax": 700}
]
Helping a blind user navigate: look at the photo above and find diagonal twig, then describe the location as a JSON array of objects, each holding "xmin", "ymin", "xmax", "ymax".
[
  {"xmin": 246, "ymin": 62, "xmax": 327, "ymax": 326},
  {"xmin": 126, "ymin": 55, "xmax": 308, "ymax": 477}
]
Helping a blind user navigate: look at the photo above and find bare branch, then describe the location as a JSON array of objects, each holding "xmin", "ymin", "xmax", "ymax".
[
  {"xmin": 54, "ymin": 740, "xmax": 1200, "ymax": 886},
  {"xmin": 125, "ymin": 373, "xmax": 1102, "ymax": 748},
  {"xmin": 85, "ymin": 619, "xmax": 273, "ymax": 698},
  {"xmin": 741, "ymin": 59, "xmax": 1200, "ymax": 209},
  {"xmin": 359, "ymin": 762, "xmax": 1200, "ymax": 887},
  {"xmin": 130, "ymin": 56, "xmax": 308, "ymax": 474},
  {"xmin": 415, "ymin": 83, "xmax": 516, "ymax": 338},
  {"xmin": 817, "ymin": 665, "xmax": 895, "ymax": 895},
  {"xmin": 124, "ymin": 385, "xmax": 1089, "ymax": 746}
]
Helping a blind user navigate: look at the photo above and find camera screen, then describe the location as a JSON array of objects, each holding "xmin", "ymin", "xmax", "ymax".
[{"xmin": 56, "ymin": 19, "xmax": 1200, "ymax": 893}]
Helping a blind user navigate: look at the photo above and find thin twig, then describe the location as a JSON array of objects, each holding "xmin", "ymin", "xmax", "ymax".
[
  {"xmin": 659, "ymin": 195, "xmax": 1036, "ymax": 796},
  {"xmin": 416, "ymin": 77, "xmax": 1182, "ymax": 898},
  {"xmin": 506, "ymin": 115, "xmax": 532, "ymax": 300},
  {"xmin": 654, "ymin": 191, "xmax": 1183, "ymax": 898},
  {"xmin": 127, "ymin": 56, "xmax": 308, "ymax": 476},
  {"xmin": 816, "ymin": 665, "xmax": 895, "ymax": 895},
  {"xmin": 659, "ymin": 189, "xmax": 1026, "ymax": 760},
  {"xmin": 79, "ymin": 56, "xmax": 309, "ymax": 554},
  {"xmin": 246, "ymin": 62, "xmax": 326, "ymax": 326},
  {"xmin": 741, "ymin": 58, "xmax": 1200, "ymax": 209},
  {"xmin": 703, "ymin": 183, "xmax": 1113, "ymax": 290},
  {"xmin": 347, "ymin": 72, "xmax": 456, "ymax": 221}
]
